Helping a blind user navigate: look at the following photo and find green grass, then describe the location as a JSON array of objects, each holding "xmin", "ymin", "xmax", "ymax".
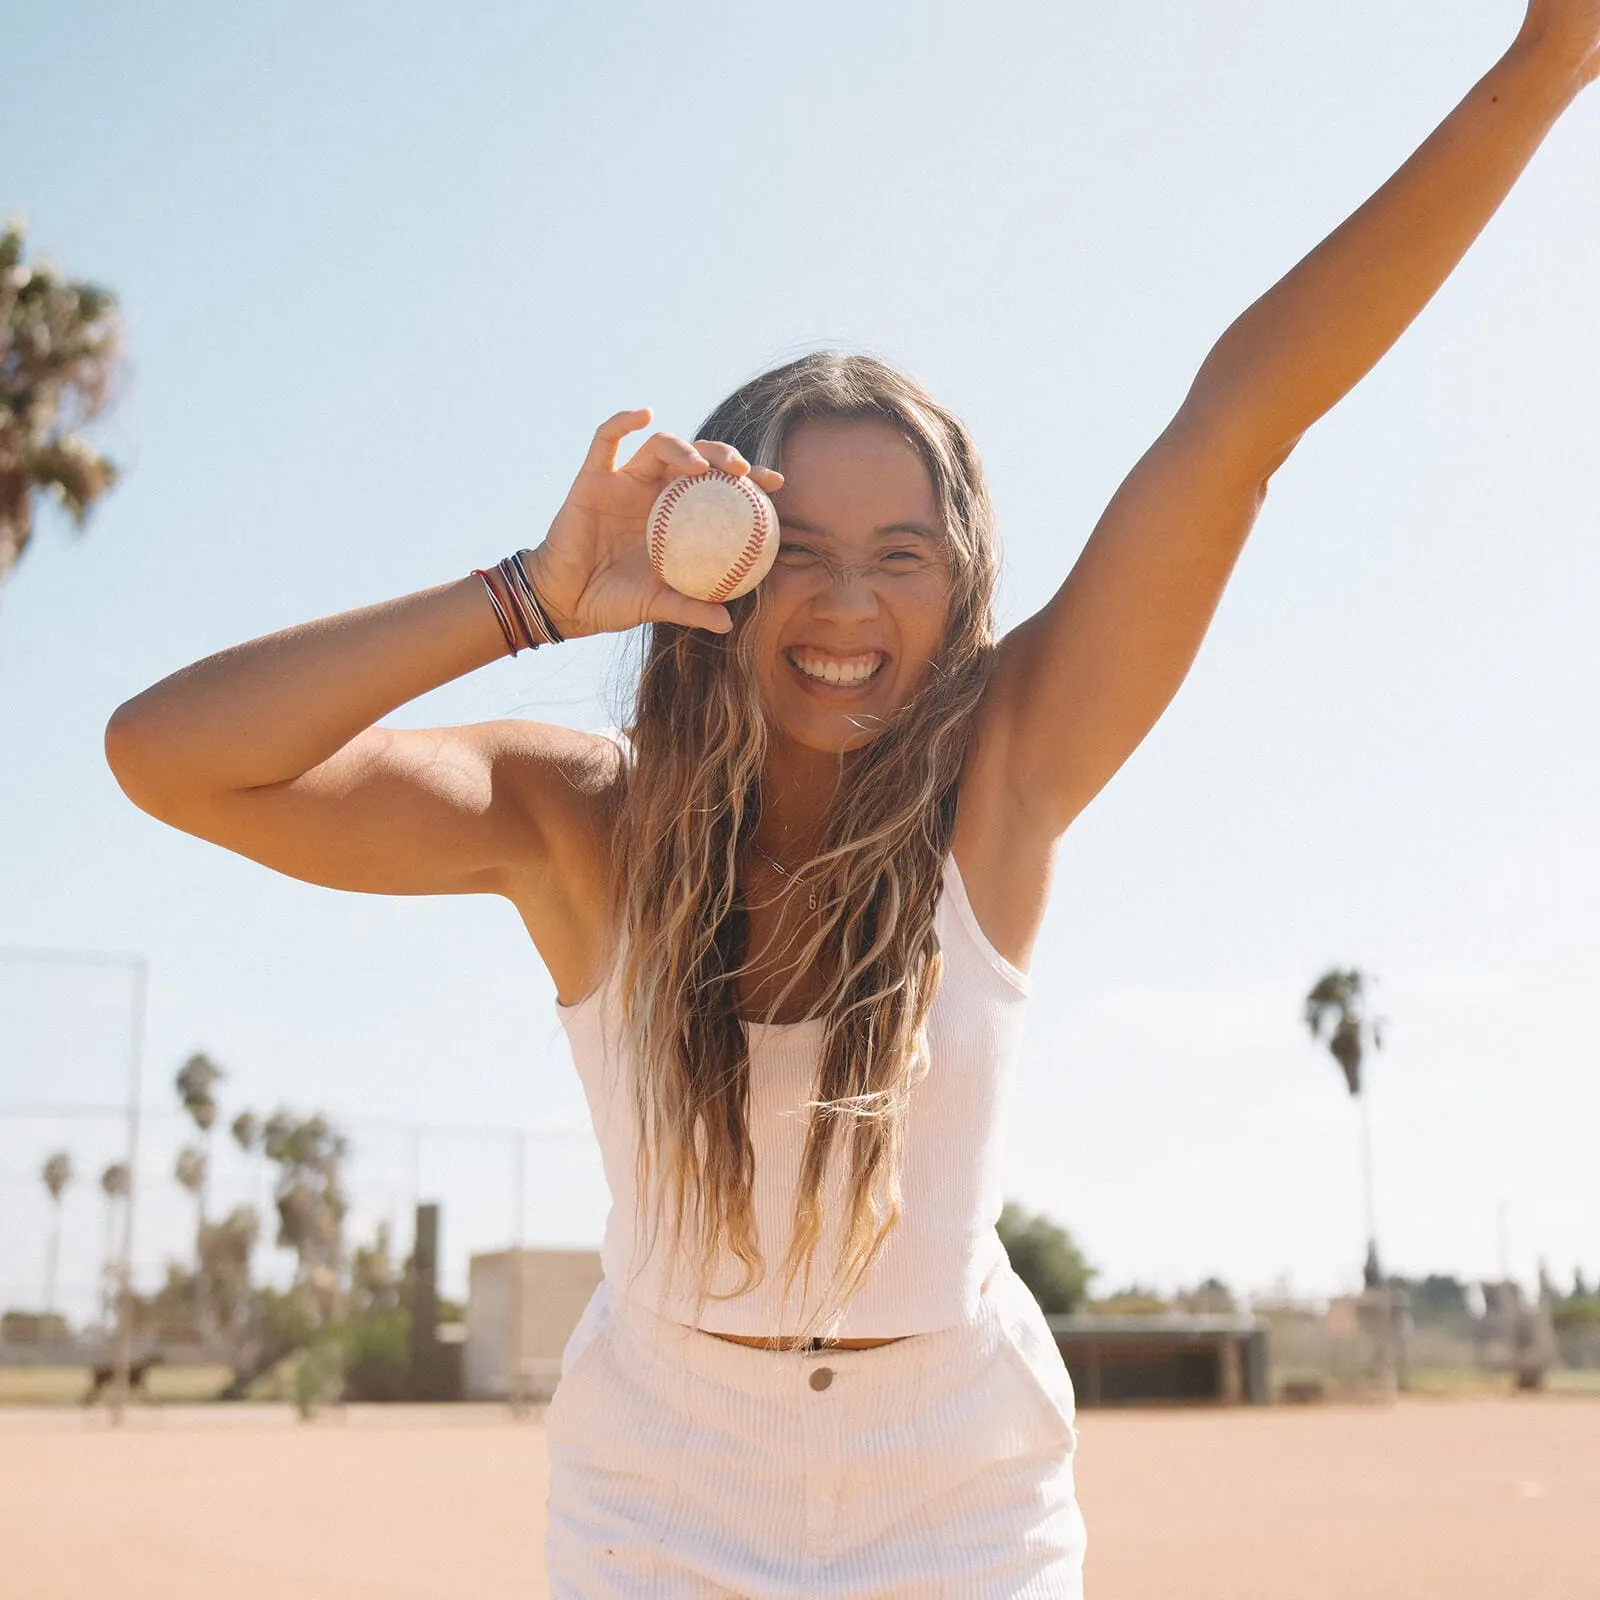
[{"xmin": 0, "ymin": 1364, "xmax": 234, "ymax": 1404}]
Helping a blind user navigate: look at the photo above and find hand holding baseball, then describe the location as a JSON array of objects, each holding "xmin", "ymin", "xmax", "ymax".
[{"xmin": 523, "ymin": 410, "xmax": 783, "ymax": 640}]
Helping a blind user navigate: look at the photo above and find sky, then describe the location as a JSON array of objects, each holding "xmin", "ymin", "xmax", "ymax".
[{"xmin": 2, "ymin": 0, "xmax": 1598, "ymax": 1322}]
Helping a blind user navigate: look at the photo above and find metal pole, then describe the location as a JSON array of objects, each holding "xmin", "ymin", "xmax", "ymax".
[
  {"xmin": 509, "ymin": 1129, "xmax": 527, "ymax": 1418},
  {"xmin": 1358, "ymin": 1092, "xmax": 1396, "ymax": 1401},
  {"xmin": 1359, "ymin": 1092, "xmax": 1379, "ymax": 1278},
  {"xmin": 111, "ymin": 957, "xmax": 147, "ymax": 1425},
  {"xmin": 0, "ymin": 947, "xmax": 148, "ymax": 1425}
]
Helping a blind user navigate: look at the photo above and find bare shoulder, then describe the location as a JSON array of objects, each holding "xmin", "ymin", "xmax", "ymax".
[
  {"xmin": 493, "ymin": 721, "xmax": 627, "ymax": 1005},
  {"xmin": 490, "ymin": 720, "xmax": 626, "ymax": 840},
  {"xmin": 949, "ymin": 674, "xmax": 1060, "ymax": 979}
]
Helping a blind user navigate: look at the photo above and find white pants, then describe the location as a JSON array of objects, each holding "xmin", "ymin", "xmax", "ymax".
[{"xmin": 544, "ymin": 1257, "xmax": 1086, "ymax": 1598}]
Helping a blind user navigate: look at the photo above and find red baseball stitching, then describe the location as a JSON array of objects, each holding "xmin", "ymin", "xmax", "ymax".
[
  {"xmin": 651, "ymin": 470, "xmax": 774, "ymax": 602},
  {"xmin": 648, "ymin": 474, "xmax": 696, "ymax": 574}
]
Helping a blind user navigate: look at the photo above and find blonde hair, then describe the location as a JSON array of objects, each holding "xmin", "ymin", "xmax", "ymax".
[{"xmin": 612, "ymin": 352, "xmax": 999, "ymax": 1335}]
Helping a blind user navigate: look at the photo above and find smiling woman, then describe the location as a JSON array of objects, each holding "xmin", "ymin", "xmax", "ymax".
[
  {"xmin": 101, "ymin": 5, "xmax": 1600, "ymax": 1592},
  {"xmin": 755, "ymin": 416, "xmax": 955, "ymax": 751}
]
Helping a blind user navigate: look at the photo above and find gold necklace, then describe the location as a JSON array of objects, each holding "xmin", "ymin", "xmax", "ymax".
[{"xmin": 749, "ymin": 840, "xmax": 818, "ymax": 912}]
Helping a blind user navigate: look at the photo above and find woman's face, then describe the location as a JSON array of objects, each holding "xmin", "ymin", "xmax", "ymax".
[{"xmin": 752, "ymin": 417, "xmax": 953, "ymax": 756}]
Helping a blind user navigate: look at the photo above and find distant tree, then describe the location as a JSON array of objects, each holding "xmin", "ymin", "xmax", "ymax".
[
  {"xmin": 1180, "ymin": 1275, "xmax": 1237, "ymax": 1314},
  {"xmin": 262, "ymin": 1110, "xmax": 349, "ymax": 1316},
  {"xmin": 1092, "ymin": 1284, "xmax": 1171, "ymax": 1315},
  {"xmin": 1304, "ymin": 967, "xmax": 1387, "ymax": 1288},
  {"xmin": 997, "ymin": 1201, "xmax": 1095, "ymax": 1315},
  {"xmin": 98, "ymin": 1161, "xmax": 129, "ymax": 1328},
  {"xmin": 175, "ymin": 1053, "xmax": 226, "ymax": 1334},
  {"xmin": 0, "ymin": 219, "xmax": 123, "ymax": 593},
  {"xmin": 341, "ymin": 1222, "xmax": 412, "ymax": 1402},
  {"xmin": 1390, "ymin": 1272, "xmax": 1470, "ymax": 1327},
  {"xmin": 171, "ymin": 1144, "xmax": 208, "ymax": 1337},
  {"xmin": 40, "ymin": 1150, "xmax": 74, "ymax": 1319},
  {"xmin": 196, "ymin": 1205, "xmax": 261, "ymax": 1346},
  {"xmin": 175, "ymin": 1052, "xmax": 224, "ymax": 1136}
]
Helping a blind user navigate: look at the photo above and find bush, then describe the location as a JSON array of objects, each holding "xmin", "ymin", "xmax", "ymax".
[
  {"xmin": 1552, "ymin": 1295, "xmax": 1600, "ymax": 1331},
  {"xmin": 340, "ymin": 1309, "xmax": 413, "ymax": 1402},
  {"xmin": 997, "ymin": 1202, "xmax": 1095, "ymax": 1315}
]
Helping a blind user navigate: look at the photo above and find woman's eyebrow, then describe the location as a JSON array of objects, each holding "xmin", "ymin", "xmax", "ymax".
[{"xmin": 777, "ymin": 516, "xmax": 938, "ymax": 539}]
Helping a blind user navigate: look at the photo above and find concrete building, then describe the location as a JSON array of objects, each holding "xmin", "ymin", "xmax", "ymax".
[{"xmin": 465, "ymin": 1248, "xmax": 603, "ymax": 1401}]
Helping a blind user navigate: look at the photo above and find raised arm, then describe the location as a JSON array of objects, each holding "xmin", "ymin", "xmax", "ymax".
[
  {"xmin": 105, "ymin": 415, "xmax": 777, "ymax": 1000},
  {"xmin": 987, "ymin": 5, "xmax": 1598, "ymax": 840}
]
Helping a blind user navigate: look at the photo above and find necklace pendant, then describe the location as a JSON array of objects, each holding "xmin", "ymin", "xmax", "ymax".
[{"xmin": 807, "ymin": 888, "xmax": 818, "ymax": 912}]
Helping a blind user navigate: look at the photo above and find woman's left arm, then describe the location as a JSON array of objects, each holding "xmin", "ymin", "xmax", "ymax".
[{"xmin": 990, "ymin": 6, "xmax": 1597, "ymax": 841}]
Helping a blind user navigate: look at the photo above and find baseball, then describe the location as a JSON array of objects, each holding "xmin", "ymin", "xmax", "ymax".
[{"xmin": 646, "ymin": 469, "xmax": 780, "ymax": 604}]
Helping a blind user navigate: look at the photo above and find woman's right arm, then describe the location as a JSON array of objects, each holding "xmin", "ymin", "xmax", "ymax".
[
  {"xmin": 104, "ymin": 412, "xmax": 779, "ymax": 990},
  {"xmin": 103, "ymin": 574, "xmax": 580, "ymax": 898}
]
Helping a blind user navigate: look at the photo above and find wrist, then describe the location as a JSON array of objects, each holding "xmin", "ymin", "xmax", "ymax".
[
  {"xmin": 1502, "ymin": 20, "xmax": 1595, "ymax": 108},
  {"xmin": 515, "ymin": 543, "xmax": 589, "ymax": 642},
  {"xmin": 472, "ymin": 552, "xmax": 566, "ymax": 655}
]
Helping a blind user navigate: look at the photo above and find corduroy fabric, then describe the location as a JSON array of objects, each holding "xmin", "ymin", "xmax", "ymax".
[{"xmin": 545, "ymin": 1255, "xmax": 1086, "ymax": 1597}]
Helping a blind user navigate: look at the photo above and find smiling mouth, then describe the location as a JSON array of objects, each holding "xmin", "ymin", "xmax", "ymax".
[{"xmin": 785, "ymin": 649, "xmax": 887, "ymax": 688}]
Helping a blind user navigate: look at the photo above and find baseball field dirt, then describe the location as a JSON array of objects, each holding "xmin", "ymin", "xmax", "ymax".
[{"xmin": 2, "ymin": 1394, "xmax": 1594, "ymax": 1597}]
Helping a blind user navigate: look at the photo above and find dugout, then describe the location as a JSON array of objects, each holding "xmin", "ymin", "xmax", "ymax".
[{"xmin": 1045, "ymin": 1312, "xmax": 1270, "ymax": 1407}]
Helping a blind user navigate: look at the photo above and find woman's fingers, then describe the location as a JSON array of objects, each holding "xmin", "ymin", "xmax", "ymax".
[
  {"xmin": 582, "ymin": 408, "xmax": 653, "ymax": 475},
  {"xmin": 688, "ymin": 443, "xmax": 786, "ymax": 495},
  {"xmin": 649, "ymin": 589, "xmax": 734, "ymax": 635},
  {"xmin": 620, "ymin": 430, "xmax": 708, "ymax": 485},
  {"xmin": 691, "ymin": 439, "xmax": 750, "ymax": 476}
]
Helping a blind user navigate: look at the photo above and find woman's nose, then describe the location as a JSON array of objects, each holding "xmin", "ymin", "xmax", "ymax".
[{"xmin": 811, "ymin": 562, "xmax": 879, "ymax": 621}]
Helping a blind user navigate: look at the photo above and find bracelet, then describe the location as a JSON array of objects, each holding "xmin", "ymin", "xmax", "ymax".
[
  {"xmin": 471, "ymin": 568, "xmax": 519, "ymax": 657},
  {"xmin": 471, "ymin": 553, "xmax": 565, "ymax": 655},
  {"xmin": 504, "ymin": 550, "xmax": 565, "ymax": 645}
]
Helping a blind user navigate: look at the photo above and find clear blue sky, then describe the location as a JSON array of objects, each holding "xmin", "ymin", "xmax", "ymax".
[{"xmin": 3, "ymin": 0, "xmax": 1597, "ymax": 1320}]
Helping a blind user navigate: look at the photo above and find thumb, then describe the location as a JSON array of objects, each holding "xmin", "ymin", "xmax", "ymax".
[{"xmin": 648, "ymin": 590, "xmax": 734, "ymax": 635}]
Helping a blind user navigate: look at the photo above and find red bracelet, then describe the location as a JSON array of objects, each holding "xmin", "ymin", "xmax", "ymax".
[
  {"xmin": 471, "ymin": 568, "xmax": 520, "ymax": 657},
  {"xmin": 471, "ymin": 557, "xmax": 564, "ymax": 655}
]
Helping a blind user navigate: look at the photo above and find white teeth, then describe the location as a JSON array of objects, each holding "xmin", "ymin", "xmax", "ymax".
[{"xmin": 790, "ymin": 652, "xmax": 881, "ymax": 685}]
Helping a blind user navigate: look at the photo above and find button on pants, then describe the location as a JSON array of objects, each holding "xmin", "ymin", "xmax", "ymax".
[{"xmin": 544, "ymin": 1258, "xmax": 1085, "ymax": 1598}]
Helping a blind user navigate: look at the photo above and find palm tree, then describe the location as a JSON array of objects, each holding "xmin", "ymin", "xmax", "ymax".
[
  {"xmin": 175, "ymin": 1053, "xmax": 225, "ymax": 1336},
  {"xmin": 98, "ymin": 1161, "xmax": 130, "ymax": 1330},
  {"xmin": 1304, "ymin": 968, "xmax": 1387, "ymax": 1287},
  {"xmin": 263, "ymin": 1110, "xmax": 349, "ymax": 1318},
  {"xmin": 231, "ymin": 1109, "xmax": 271, "ymax": 1225},
  {"xmin": 230, "ymin": 1110, "xmax": 259, "ymax": 1156},
  {"xmin": 173, "ymin": 1146, "xmax": 208, "ymax": 1338},
  {"xmin": 0, "ymin": 218, "xmax": 123, "ymax": 592},
  {"xmin": 40, "ymin": 1150, "xmax": 74, "ymax": 1324}
]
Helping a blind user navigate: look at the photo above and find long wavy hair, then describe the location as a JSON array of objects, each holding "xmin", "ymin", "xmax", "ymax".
[{"xmin": 611, "ymin": 352, "xmax": 1000, "ymax": 1335}]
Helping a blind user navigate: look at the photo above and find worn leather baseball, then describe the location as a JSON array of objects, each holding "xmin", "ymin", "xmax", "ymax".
[{"xmin": 646, "ymin": 470, "xmax": 779, "ymax": 604}]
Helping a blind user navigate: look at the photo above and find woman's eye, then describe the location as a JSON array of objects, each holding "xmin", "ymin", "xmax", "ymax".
[
  {"xmin": 883, "ymin": 549, "xmax": 922, "ymax": 564},
  {"xmin": 777, "ymin": 543, "xmax": 818, "ymax": 562}
]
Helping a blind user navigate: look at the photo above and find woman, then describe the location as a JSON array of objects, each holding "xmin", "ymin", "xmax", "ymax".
[{"xmin": 107, "ymin": 9, "xmax": 1597, "ymax": 1595}]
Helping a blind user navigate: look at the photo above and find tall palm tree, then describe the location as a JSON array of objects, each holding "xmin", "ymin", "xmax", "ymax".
[
  {"xmin": 1304, "ymin": 968, "xmax": 1387, "ymax": 1287},
  {"xmin": 173, "ymin": 1146, "xmax": 208, "ymax": 1338},
  {"xmin": 40, "ymin": 1150, "xmax": 74, "ymax": 1322},
  {"xmin": 98, "ymin": 1161, "xmax": 130, "ymax": 1330},
  {"xmin": 263, "ymin": 1110, "xmax": 349, "ymax": 1317},
  {"xmin": 175, "ymin": 1053, "xmax": 225, "ymax": 1336},
  {"xmin": 0, "ymin": 219, "xmax": 123, "ymax": 592},
  {"xmin": 231, "ymin": 1109, "xmax": 270, "ymax": 1225}
]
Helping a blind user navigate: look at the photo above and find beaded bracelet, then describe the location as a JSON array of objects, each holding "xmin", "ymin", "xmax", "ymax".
[{"xmin": 471, "ymin": 552, "xmax": 565, "ymax": 656}]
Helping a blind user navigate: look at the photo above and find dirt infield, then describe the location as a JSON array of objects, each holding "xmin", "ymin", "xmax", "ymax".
[{"xmin": 2, "ymin": 1395, "xmax": 1594, "ymax": 1597}]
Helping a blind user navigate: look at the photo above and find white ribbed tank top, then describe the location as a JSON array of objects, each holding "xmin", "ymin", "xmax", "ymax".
[{"xmin": 555, "ymin": 855, "xmax": 1029, "ymax": 1338}]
